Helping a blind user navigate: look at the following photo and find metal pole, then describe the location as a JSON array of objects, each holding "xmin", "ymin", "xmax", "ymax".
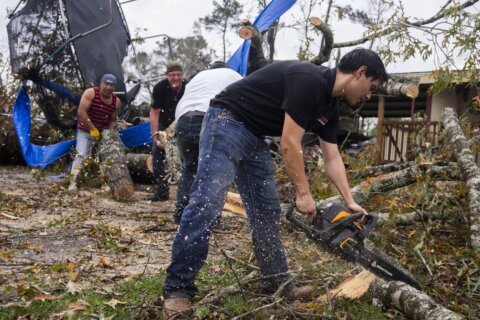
[{"xmin": 131, "ymin": 33, "xmax": 174, "ymax": 60}]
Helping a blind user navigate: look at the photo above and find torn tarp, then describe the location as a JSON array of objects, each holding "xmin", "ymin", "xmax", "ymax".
[
  {"xmin": 13, "ymin": 86, "xmax": 151, "ymax": 168},
  {"xmin": 227, "ymin": 0, "xmax": 296, "ymax": 76}
]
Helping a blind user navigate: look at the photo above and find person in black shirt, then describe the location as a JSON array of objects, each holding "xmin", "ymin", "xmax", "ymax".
[
  {"xmin": 161, "ymin": 48, "xmax": 389, "ymax": 318},
  {"xmin": 149, "ymin": 61, "xmax": 187, "ymax": 201}
]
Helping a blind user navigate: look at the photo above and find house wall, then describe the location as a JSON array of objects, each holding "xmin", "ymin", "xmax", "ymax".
[
  {"xmin": 430, "ymin": 87, "xmax": 480, "ymax": 122},
  {"xmin": 430, "ymin": 88, "xmax": 457, "ymax": 122}
]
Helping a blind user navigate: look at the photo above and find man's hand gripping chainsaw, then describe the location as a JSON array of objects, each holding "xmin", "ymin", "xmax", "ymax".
[{"xmin": 286, "ymin": 202, "xmax": 420, "ymax": 289}]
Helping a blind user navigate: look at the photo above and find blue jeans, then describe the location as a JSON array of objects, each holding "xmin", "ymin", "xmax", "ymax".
[
  {"xmin": 163, "ymin": 107, "xmax": 292, "ymax": 299},
  {"xmin": 174, "ymin": 113, "xmax": 204, "ymax": 224},
  {"xmin": 72, "ymin": 130, "xmax": 95, "ymax": 170}
]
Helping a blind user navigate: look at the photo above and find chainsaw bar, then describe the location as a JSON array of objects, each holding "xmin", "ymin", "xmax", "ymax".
[{"xmin": 286, "ymin": 203, "xmax": 421, "ymax": 289}]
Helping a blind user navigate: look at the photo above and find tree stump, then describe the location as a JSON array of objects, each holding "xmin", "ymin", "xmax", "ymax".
[
  {"xmin": 126, "ymin": 153, "xmax": 154, "ymax": 184},
  {"xmin": 98, "ymin": 129, "xmax": 134, "ymax": 200}
]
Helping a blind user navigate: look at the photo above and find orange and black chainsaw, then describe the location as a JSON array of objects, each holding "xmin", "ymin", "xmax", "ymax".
[{"xmin": 286, "ymin": 202, "xmax": 421, "ymax": 289}]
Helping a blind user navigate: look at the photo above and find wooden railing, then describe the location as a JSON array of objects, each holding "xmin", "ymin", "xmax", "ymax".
[{"xmin": 379, "ymin": 120, "xmax": 441, "ymax": 163}]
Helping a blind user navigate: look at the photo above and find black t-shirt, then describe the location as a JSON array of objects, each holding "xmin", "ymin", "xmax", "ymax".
[
  {"xmin": 151, "ymin": 79, "xmax": 187, "ymax": 130},
  {"xmin": 210, "ymin": 60, "xmax": 339, "ymax": 143}
]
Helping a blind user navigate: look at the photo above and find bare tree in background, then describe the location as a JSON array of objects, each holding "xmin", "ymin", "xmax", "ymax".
[{"xmin": 199, "ymin": 0, "xmax": 243, "ymax": 61}]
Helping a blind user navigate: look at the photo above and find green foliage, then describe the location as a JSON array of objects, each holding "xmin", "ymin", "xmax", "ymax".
[
  {"xmin": 223, "ymin": 294, "xmax": 256, "ymax": 316},
  {"xmin": 0, "ymin": 274, "xmax": 167, "ymax": 320},
  {"xmin": 76, "ymin": 160, "xmax": 103, "ymax": 189},
  {"xmin": 91, "ymin": 223, "xmax": 122, "ymax": 250},
  {"xmin": 330, "ymin": 298, "xmax": 406, "ymax": 319}
]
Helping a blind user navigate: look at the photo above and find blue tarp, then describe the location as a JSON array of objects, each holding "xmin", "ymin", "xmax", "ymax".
[
  {"xmin": 227, "ymin": 0, "xmax": 296, "ymax": 76},
  {"xmin": 13, "ymin": 0, "xmax": 296, "ymax": 168},
  {"xmin": 13, "ymin": 86, "xmax": 152, "ymax": 168}
]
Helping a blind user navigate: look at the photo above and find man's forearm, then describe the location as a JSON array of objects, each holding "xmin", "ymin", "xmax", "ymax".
[
  {"xmin": 324, "ymin": 155, "xmax": 355, "ymax": 205},
  {"xmin": 78, "ymin": 112, "xmax": 95, "ymax": 131},
  {"xmin": 149, "ymin": 110, "xmax": 160, "ymax": 135},
  {"xmin": 281, "ymin": 140, "xmax": 310, "ymax": 196}
]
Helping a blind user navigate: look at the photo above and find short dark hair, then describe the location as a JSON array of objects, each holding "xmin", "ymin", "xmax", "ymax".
[
  {"xmin": 210, "ymin": 61, "xmax": 228, "ymax": 69},
  {"xmin": 338, "ymin": 48, "xmax": 389, "ymax": 84}
]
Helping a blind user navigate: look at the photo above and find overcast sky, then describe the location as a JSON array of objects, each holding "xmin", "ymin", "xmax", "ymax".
[{"xmin": 1, "ymin": 0, "xmax": 479, "ymax": 74}]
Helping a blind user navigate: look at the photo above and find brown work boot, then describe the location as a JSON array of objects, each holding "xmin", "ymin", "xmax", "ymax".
[
  {"xmin": 163, "ymin": 297, "xmax": 193, "ymax": 319},
  {"xmin": 283, "ymin": 285, "xmax": 315, "ymax": 302}
]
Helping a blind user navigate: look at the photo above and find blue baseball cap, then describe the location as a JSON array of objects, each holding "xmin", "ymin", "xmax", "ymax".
[{"xmin": 100, "ymin": 73, "xmax": 117, "ymax": 85}]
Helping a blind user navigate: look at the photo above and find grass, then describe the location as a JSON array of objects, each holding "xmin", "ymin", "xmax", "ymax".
[{"xmin": 0, "ymin": 273, "xmax": 166, "ymax": 320}]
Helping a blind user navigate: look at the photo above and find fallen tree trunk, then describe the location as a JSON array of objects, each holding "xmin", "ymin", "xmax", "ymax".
[
  {"xmin": 370, "ymin": 278, "xmax": 464, "ymax": 319},
  {"xmin": 350, "ymin": 161, "xmax": 415, "ymax": 179},
  {"xmin": 321, "ymin": 164, "xmax": 462, "ymax": 207},
  {"xmin": 319, "ymin": 271, "xmax": 463, "ymax": 319},
  {"xmin": 442, "ymin": 107, "xmax": 480, "ymax": 249},
  {"xmin": 376, "ymin": 210, "xmax": 449, "ymax": 226},
  {"xmin": 126, "ymin": 153, "xmax": 154, "ymax": 184},
  {"xmin": 98, "ymin": 129, "xmax": 134, "ymax": 200}
]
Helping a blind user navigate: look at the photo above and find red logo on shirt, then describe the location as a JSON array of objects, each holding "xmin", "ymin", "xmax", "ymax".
[{"xmin": 317, "ymin": 116, "xmax": 328, "ymax": 125}]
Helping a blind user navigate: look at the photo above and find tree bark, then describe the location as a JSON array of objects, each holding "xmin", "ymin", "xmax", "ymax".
[
  {"xmin": 321, "ymin": 164, "xmax": 422, "ymax": 206},
  {"xmin": 126, "ymin": 153, "xmax": 154, "ymax": 184},
  {"xmin": 370, "ymin": 278, "xmax": 464, "ymax": 319},
  {"xmin": 350, "ymin": 161, "xmax": 415, "ymax": 179},
  {"xmin": 323, "ymin": 163, "xmax": 461, "ymax": 207},
  {"xmin": 376, "ymin": 210, "xmax": 450, "ymax": 226},
  {"xmin": 310, "ymin": 17, "xmax": 333, "ymax": 65},
  {"xmin": 332, "ymin": 0, "xmax": 479, "ymax": 49},
  {"xmin": 98, "ymin": 129, "xmax": 134, "ymax": 201},
  {"xmin": 379, "ymin": 79, "xmax": 419, "ymax": 99},
  {"xmin": 442, "ymin": 107, "xmax": 480, "ymax": 249}
]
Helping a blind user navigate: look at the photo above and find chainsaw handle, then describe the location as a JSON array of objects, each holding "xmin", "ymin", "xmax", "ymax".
[
  {"xmin": 356, "ymin": 213, "xmax": 378, "ymax": 239},
  {"xmin": 286, "ymin": 203, "xmax": 317, "ymax": 234}
]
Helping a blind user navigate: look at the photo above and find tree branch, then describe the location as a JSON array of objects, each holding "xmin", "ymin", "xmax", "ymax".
[
  {"xmin": 333, "ymin": 0, "xmax": 479, "ymax": 49},
  {"xmin": 442, "ymin": 107, "xmax": 480, "ymax": 250}
]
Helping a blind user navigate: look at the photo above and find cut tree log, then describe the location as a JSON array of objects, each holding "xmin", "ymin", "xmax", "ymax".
[
  {"xmin": 442, "ymin": 107, "xmax": 480, "ymax": 249},
  {"xmin": 379, "ymin": 78, "xmax": 419, "ymax": 99},
  {"xmin": 370, "ymin": 278, "xmax": 464, "ymax": 320},
  {"xmin": 126, "ymin": 153, "xmax": 154, "ymax": 184},
  {"xmin": 318, "ymin": 270, "xmax": 376, "ymax": 303},
  {"xmin": 318, "ymin": 271, "xmax": 463, "ymax": 319},
  {"xmin": 98, "ymin": 129, "xmax": 134, "ymax": 201},
  {"xmin": 223, "ymin": 191, "xmax": 247, "ymax": 218}
]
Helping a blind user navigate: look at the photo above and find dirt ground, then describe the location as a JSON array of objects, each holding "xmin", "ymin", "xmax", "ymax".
[{"xmin": 0, "ymin": 165, "xmax": 253, "ymax": 305}]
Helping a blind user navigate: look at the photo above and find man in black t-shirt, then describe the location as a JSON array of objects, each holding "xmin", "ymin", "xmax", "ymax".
[
  {"xmin": 149, "ymin": 61, "xmax": 187, "ymax": 201},
  {"xmin": 161, "ymin": 48, "xmax": 388, "ymax": 318}
]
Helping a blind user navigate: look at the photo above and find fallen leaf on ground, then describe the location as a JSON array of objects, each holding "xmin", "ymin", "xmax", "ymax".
[
  {"xmin": 105, "ymin": 298, "xmax": 126, "ymax": 309},
  {"xmin": 66, "ymin": 281, "xmax": 82, "ymax": 294},
  {"xmin": 99, "ymin": 257, "xmax": 114, "ymax": 268},
  {"xmin": 50, "ymin": 299, "xmax": 90, "ymax": 318},
  {"xmin": 34, "ymin": 293, "xmax": 62, "ymax": 301}
]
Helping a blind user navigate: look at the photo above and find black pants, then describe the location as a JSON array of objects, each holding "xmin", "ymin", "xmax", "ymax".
[{"xmin": 152, "ymin": 143, "xmax": 169, "ymax": 197}]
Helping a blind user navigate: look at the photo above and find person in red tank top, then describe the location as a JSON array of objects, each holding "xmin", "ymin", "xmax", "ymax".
[{"xmin": 68, "ymin": 74, "xmax": 122, "ymax": 192}]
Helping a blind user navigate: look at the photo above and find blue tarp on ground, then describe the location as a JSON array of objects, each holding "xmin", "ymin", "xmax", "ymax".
[
  {"xmin": 13, "ymin": 86, "xmax": 152, "ymax": 168},
  {"xmin": 227, "ymin": 0, "xmax": 296, "ymax": 76}
]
